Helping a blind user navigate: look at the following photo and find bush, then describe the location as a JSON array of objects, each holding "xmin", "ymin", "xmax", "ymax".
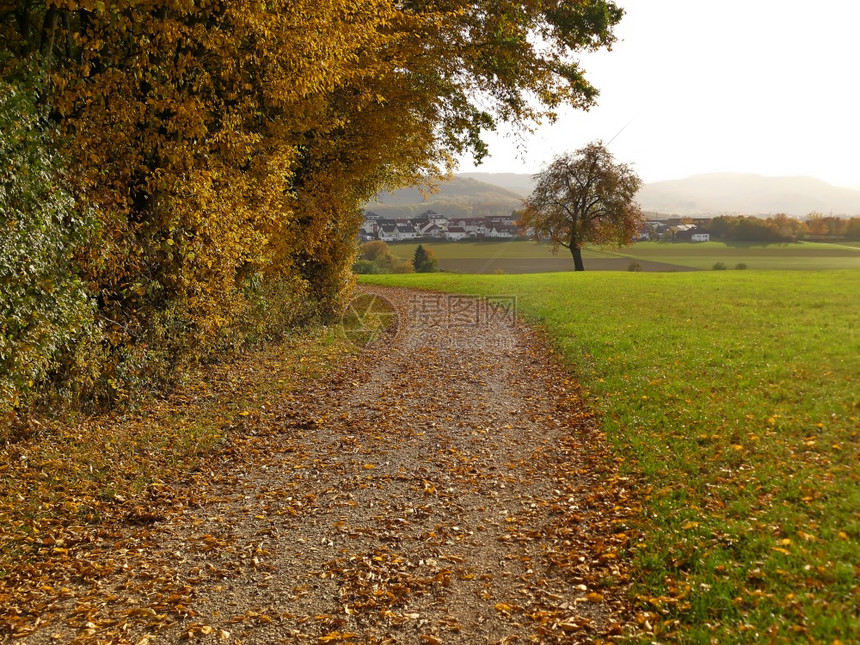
[
  {"xmin": 354, "ymin": 240, "xmax": 413, "ymax": 274},
  {"xmin": 627, "ymin": 262, "xmax": 643, "ymax": 272},
  {"xmin": 735, "ymin": 263, "xmax": 748, "ymax": 270},
  {"xmin": 353, "ymin": 259, "xmax": 384, "ymax": 274},
  {"xmin": 712, "ymin": 262, "xmax": 727, "ymax": 270},
  {"xmin": 387, "ymin": 257, "xmax": 415, "ymax": 274},
  {"xmin": 0, "ymin": 80, "xmax": 97, "ymax": 416},
  {"xmin": 360, "ymin": 240, "xmax": 391, "ymax": 262}
]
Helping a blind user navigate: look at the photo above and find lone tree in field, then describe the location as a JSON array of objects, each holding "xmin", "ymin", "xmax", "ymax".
[
  {"xmin": 520, "ymin": 142, "xmax": 644, "ymax": 271},
  {"xmin": 413, "ymin": 245, "xmax": 439, "ymax": 273}
]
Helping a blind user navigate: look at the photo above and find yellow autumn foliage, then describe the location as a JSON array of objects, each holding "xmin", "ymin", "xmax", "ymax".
[{"xmin": 1, "ymin": 0, "xmax": 624, "ymax": 410}]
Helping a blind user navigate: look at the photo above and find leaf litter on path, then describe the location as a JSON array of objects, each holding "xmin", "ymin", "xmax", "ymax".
[{"xmin": 4, "ymin": 286, "xmax": 639, "ymax": 644}]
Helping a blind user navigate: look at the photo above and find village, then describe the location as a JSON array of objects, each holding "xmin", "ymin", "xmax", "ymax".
[
  {"xmin": 360, "ymin": 209, "xmax": 713, "ymax": 243},
  {"xmin": 359, "ymin": 210, "xmax": 524, "ymax": 242}
]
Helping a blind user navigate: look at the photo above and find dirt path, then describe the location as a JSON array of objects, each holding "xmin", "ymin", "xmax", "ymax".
[{"xmin": 10, "ymin": 286, "xmax": 637, "ymax": 644}]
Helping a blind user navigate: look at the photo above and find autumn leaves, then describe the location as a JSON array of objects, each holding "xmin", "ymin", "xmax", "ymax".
[{"xmin": 1, "ymin": 1, "xmax": 625, "ymax": 412}]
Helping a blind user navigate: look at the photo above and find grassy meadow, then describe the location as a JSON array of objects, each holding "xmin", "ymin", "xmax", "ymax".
[
  {"xmin": 361, "ymin": 270, "xmax": 860, "ymax": 643},
  {"xmin": 386, "ymin": 240, "xmax": 860, "ymax": 273},
  {"xmin": 619, "ymin": 241, "xmax": 860, "ymax": 271}
]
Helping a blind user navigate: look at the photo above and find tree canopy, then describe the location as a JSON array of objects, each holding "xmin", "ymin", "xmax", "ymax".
[
  {"xmin": 520, "ymin": 141, "xmax": 643, "ymax": 271},
  {"xmin": 1, "ymin": 1, "xmax": 626, "ymax": 412}
]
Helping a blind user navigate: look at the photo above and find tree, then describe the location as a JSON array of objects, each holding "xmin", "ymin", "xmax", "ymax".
[
  {"xmin": 1, "ymin": 1, "xmax": 626, "ymax": 406},
  {"xmin": 361, "ymin": 241, "xmax": 393, "ymax": 263},
  {"xmin": 519, "ymin": 141, "xmax": 643, "ymax": 271},
  {"xmin": 413, "ymin": 245, "xmax": 438, "ymax": 273},
  {"xmin": 355, "ymin": 240, "xmax": 412, "ymax": 274},
  {"xmin": 0, "ymin": 79, "xmax": 95, "ymax": 414}
]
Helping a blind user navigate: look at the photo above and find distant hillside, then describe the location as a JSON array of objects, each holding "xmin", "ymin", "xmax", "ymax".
[
  {"xmin": 456, "ymin": 172, "xmax": 535, "ymax": 196},
  {"xmin": 367, "ymin": 172, "xmax": 860, "ymax": 218},
  {"xmin": 365, "ymin": 177, "xmax": 524, "ymax": 219},
  {"xmin": 638, "ymin": 174, "xmax": 860, "ymax": 216}
]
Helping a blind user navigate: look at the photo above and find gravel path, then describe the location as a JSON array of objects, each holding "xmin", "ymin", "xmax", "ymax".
[{"xmin": 10, "ymin": 286, "xmax": 637, "ymax": 644}]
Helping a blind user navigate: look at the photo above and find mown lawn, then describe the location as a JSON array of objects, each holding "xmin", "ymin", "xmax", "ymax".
[{"xmin": 361, "ymin": 270, "xmax": 860, "ymax": 643}]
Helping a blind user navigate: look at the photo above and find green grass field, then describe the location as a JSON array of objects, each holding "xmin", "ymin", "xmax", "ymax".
[
  {"xmin": 619, "ymin": 241, "xmax": 860, "ymax": 271},
  {"xmin": 387, "ymin": 240, "xmax": 599, "ymax": 259},
  {"xmin": 385, "ymin": 240, "xmax": 860, "ymax": 273},
  {"xmin": 361, "ymin": 270, "xmax": 860, "ymax": 643}
]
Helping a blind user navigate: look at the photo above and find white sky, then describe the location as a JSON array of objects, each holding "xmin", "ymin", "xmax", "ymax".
[{"xmin": 457, "ymin": 0, "xmax": 860, "ymax": 189}]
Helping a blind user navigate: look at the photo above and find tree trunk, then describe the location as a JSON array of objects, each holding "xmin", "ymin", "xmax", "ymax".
[
  {"xmin": 40, "ymin": 7, "xmax": 59, "ymax": 60},
  {"xmin": 570, "ymin": 246, "xmax": 585, "ymax": 271}
]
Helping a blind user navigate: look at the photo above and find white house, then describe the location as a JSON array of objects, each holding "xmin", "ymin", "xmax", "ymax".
[
  {"xmin": 487, "ymin": 225, "xmax": 516, "ymax": 239},
  {"xmin": 445, "ymin": 226, "xmax": 468, "ymax": 241},
  {"xmin": 377, "ymin": 223, "xmax": 398, "ymax": 241},
  {"xmin": 691, "ymin": 233, "xmax": 710, "ymax": 242},
  {"xmin": 395, "ymin": 225, "xmax": 418, "ymax": 240},
  {"xmin": 419, "ymin": 223, "xmax": 444, "ymax": 238},
  {"xmin": 419, "ymin": 210, "xmax": 448, "ymax": 227}
]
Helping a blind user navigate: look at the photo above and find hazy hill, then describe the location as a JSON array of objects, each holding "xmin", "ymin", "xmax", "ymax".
[
  {"xmin": 639, "ymin": 174, "xmax": 860, "ymax": 216},
  {"xmin": 365, "ymin": 177, "xmax": 524, "ymax": 219},
  {"xmin": 456, "ymin": 172, "xmax": 536, "ymax": 196},
  {"xmin": 366, "ymin": 173, "xmax": 860, "ymax": 218}
]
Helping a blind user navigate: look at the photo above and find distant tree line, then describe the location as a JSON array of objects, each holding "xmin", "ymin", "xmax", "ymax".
[
  {"xmin": 707, "ymin": 214, "xmax": 860, "ymax": 243},
  {"xmin": 1, "ymin": 1, "xmax": 625, "ymax": 416}
]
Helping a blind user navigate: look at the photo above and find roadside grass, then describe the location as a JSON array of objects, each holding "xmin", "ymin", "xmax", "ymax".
[
  {"xmin": 0, "ymin": 329, "xmax": 352, "ymax": 574},
  {"xmin": 385, "ymin": 240, "xmax": 860, "ymax": 272},
  {"xmin": 361, "ymin": 270, "xmax": 860, "ymax": 643}
]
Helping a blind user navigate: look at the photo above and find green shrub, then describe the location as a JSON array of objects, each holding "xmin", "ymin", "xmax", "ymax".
[
  {"xmin": 735, "ymin": 263, "xmax": 748, "ymax": 270},
  {"xmin": 354, "ymin": 240, "xmax": 413, "ymax": 274},
  {"xmin": 0, "ymin": 80, "xmax": 97, "ymax": 416},
  {"xmin": 627, "ymin": 261, "xmax": 643, "ymax": 272},
  {"xmin": 712, "ymin": 262, "xmax": 727, "ymax": 270},
  {"xmin": 353, "ymin": 259, "xmax": 384, "ymax": 274}
]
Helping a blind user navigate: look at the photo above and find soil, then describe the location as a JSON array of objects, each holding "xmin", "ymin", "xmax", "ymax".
[{"xmin": 9, "ymin": 286, "xmax": 638, "ymax": 644}]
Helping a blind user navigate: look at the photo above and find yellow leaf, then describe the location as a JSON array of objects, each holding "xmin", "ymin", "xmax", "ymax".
[
  {"xmin": 586, "ymin": 592, "xmax": 604, "ymax": 603},
  {"xmin": 494, "ymin": 603, "xmax": 512, "ymax": 611}
]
